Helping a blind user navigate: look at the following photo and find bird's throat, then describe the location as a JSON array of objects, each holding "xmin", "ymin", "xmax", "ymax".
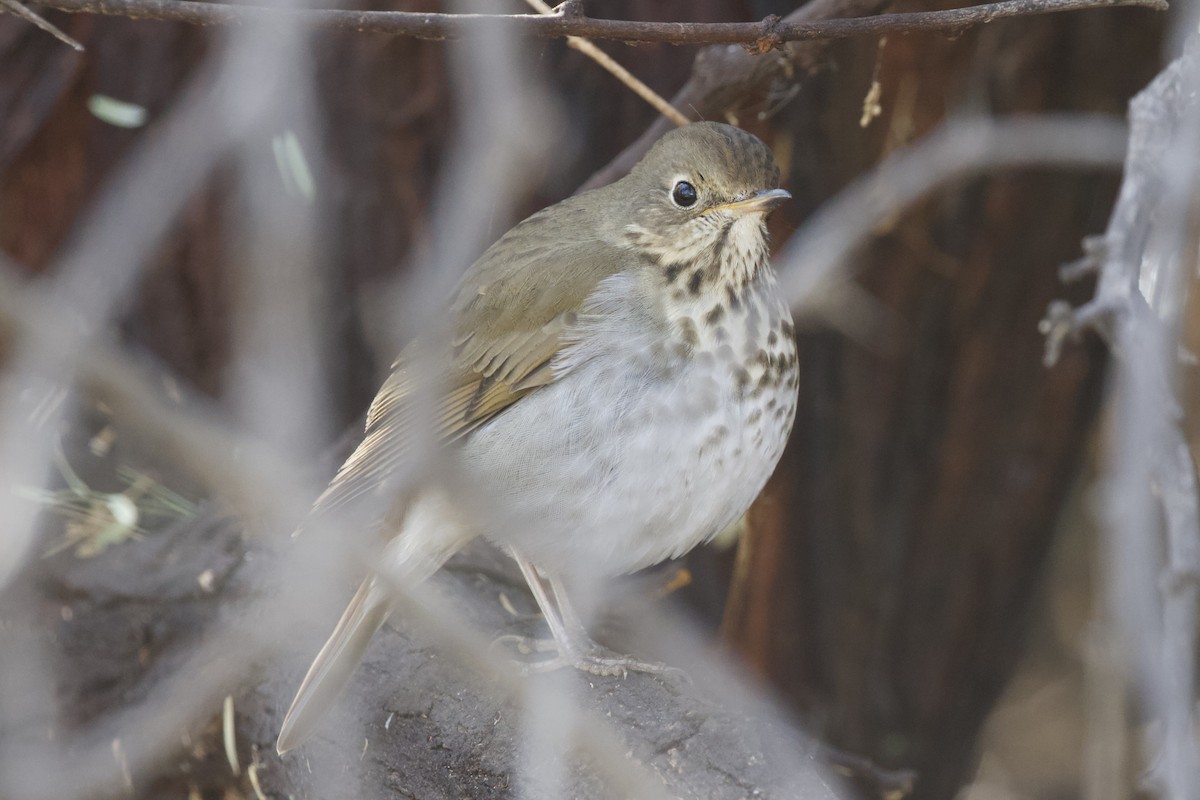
[{"xmin": 657, "ymin": 218, "xmax": 788, "ymax": 381}]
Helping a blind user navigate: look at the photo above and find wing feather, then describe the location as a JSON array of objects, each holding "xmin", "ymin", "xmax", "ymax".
[
  {"xmin": 311, "ymin": 184, "xmax": 633, "ymax": 517},
  {"xmin": 313, "ymin": 310, "xmax": 573, "ymax": 515}
]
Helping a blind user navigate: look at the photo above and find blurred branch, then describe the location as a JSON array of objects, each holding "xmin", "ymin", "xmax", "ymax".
[
  {"xmin": 25, "ymin": 0, "xmax": 1165, "ymax": 44},
  {"xmin": 0, "ymin": 0, "xmax": 83, "ymax": 50},
  {"xmin": 0, "ymin": 268, "xmax": 309, "ymax": 527},
  {"xmin": 1041, "ymin": 40, "xmax": 1198, "ymax": 369},
  {"xmin": 522, "ymin": 0, "xmax": 689, "ymax": 127},
  {"xmin": 776, "ymin": 115, "xmax": 1130, "ymax": 308},
  {"xmin": 567, "ymin": 0, "xmax": 1162, "ymax": 188},
  {"xmin": 579, "ymin": 0, "xmax": 887, "ymax": 190},
  {"xmin": 1042, "ymin": 35, "xmax": 1200, "ymax": 800}
]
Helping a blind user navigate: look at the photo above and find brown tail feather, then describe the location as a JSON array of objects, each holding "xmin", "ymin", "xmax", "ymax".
[{"xmin": 276, "ymin": 579, "xmax": 391, "ymax": 754}]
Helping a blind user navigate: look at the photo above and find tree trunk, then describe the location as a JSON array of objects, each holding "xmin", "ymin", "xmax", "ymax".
[{"xmin": 723, "ymin": 6, "xmax": 1163, "ymax": 799}]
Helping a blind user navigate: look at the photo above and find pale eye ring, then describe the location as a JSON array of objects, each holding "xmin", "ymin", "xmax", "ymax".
[{"xmin": 671, "ymin": 180, "xmax": 698, "ymax": 208}]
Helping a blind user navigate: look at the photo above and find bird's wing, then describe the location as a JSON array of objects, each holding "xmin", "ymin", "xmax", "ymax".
[{"xmin": 311, "ymin": 191, "xmax": 630, "ymax": 516}]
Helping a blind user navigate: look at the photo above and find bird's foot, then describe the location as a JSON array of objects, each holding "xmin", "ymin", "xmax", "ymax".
[{"xmin": 491, "ymin": 634, "xmax": 688, "ymax": 680}]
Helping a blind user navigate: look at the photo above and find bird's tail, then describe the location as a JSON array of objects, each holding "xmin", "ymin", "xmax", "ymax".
[{"xmin": 276, "ymin": 578, "xmax": 391, "ymax": 754}]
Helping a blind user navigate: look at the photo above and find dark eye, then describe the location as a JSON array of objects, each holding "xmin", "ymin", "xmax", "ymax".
[{"xmin": 671, "ymin": 181, "xmax": 698, "ymax": 208}]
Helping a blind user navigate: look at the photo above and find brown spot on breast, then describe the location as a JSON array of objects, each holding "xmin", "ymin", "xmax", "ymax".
[
  {"xmin": 688, "ymin": 269, "xmax": 705, "ymax": 296},
  {"xmin": 767, "ymin": 330, "xmax": 778, "ymax": 346},
  {"xmin": 679, "ymin": 318, "xmax": 700, "ymax": 348},
  {"xmin": 734, "ymin": 367, "xmax": 751, "ymax": 397},
  {"xmin": 665, "ymin": 264, "xmax": 684, "ymax": 284},
  {"xmin": 704, "ymin": 305, "xmax": 725, "ymax": 326}
]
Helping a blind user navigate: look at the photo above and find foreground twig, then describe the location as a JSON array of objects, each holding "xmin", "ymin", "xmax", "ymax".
[
  {"xmin": 1041, "ymin": 35, "xmax": 1200, "ymax": 800},
  {"xmin": 579, "ymin": 0, "xmax": 889, "ymax": 190},
  {"xmin": 523, "ymin": 0, "xmax": 689, "ymax": 127},
  {"xmin": 27, "ymin": 0, "xmax": 1165, "ymax": 44},
  {"xmin": 0, "ymin": 0, "xmax": 83, "ymax": 50},
  {"xmin": 776, "ymin": 115, "xmax": 1129, "ymax": 307}
]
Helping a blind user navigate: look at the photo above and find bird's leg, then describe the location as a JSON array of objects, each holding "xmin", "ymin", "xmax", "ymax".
[
  {"xmin": 509, "ymin": 549, "xmax": 580, "ymax": 652},
  {"xmin": 544, "ymin": 571, "xmax": 681, "ymax": 678},
  {"xmin": 547, "ymin": 573, "xmax": 591, "ymax": 642},
  {"xmin": 489, "ymin": 548, "xmax": 580, "ymax": 659},
  {"xmin": 498, "ymin": 548, "xmax": 679, "ymax": 678}
]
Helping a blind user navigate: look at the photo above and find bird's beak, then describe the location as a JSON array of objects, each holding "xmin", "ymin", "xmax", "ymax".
[{"xmin": 713, "ymin": 188, "xmax": 792, "ymax": 216}]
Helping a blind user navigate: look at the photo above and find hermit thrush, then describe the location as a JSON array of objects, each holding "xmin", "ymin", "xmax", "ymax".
[{"xmin": 277, "ymin": 121, "xmax": 798, "ymax": 753}]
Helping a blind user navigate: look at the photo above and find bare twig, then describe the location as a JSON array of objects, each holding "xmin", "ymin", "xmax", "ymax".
[
  {"xmin": 579, "ymin": 0, "xmax": 891, "ymax": 191},
  {"xmin": 1042, "ymin": 35, "xmax": 1200, "ymax": 800},
  {"xmin": 30, "ymin": 0, "xmax": 1165, "ymax": 44},
  {"xmin": 775, "ymin": 115, "xmax": 1130, "ymax": 309},
  {"xmin": 522, "ymin": 0, "xmax": 688, "ymax": 127},
  {"xmin": 0, "ymin": 0, "xmax": 84, "ymax": 50},
  {"xmin": 0, "ymin": 23, "xmax": 276, "ymax": 594}
]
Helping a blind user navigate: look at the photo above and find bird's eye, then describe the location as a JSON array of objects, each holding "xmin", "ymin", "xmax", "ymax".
[{"xmin": 671, "ymin": 181, "xmax": 698, "ymax": 208}]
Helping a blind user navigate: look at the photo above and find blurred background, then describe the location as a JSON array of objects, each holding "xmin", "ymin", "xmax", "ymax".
[{"xmin": 0, "ymin": 0, "xmax": 1184, "ymax": 798}]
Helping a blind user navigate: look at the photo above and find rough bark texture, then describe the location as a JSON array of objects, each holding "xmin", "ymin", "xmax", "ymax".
[
  {"xmin": 722, "ymin": 3, "xmax": 1164, "ymax": 799},
  {"xmin": 0, "ymin": 0, "xmax": 1169, "ymax": 798}
]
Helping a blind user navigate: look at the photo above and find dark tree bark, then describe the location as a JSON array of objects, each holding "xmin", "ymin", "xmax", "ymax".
[{"xmin": 722, "ymin": 5, "xmax": 1163, "ymax": 799}]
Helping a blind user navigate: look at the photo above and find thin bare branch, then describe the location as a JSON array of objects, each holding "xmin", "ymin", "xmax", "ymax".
[
  {"xmin": 775, "ymin": 115, "xmax": 1130, "ymax": 309},
  {"xmin": 30, "ymin": 0, "xmax": 1166, "ymax": 44},
  {"xmin": 522, "ymin": 0, "xmax": 688, "ymax": 127},
  {"xmin": 577, "ymin": 0, "xmax": 888, "ymax": 192},
  {"xmin": 0, "ymin": 0, "xmax": 84, "ymax": 50},
  {"xmin": 1043, "ymin": 35, "xmax": 1200, "ymax": 799}
]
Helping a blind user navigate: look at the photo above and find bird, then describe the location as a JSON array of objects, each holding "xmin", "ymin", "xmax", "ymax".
[{"xmin": 276, "ymin": 121, "xmax": 798, "ymax": 754}]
